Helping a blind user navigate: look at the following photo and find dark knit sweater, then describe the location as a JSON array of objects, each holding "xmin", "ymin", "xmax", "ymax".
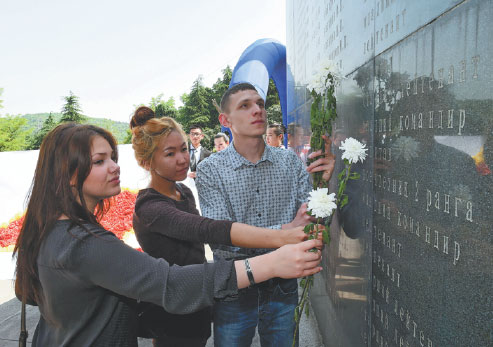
[{"xmin": 132, "ymin": 185, "xmax": 234, "ymax": 338}]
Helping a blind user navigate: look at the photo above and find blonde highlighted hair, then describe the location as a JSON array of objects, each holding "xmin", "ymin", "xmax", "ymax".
[{"xmin": 129, "ymin": 106, "xmax": 187, "ymax": 169}]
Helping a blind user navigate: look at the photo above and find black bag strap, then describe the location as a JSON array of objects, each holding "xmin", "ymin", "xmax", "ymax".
[{"xmin": 19, "ymin": 290, "xmax": 28, "ymax": 347}]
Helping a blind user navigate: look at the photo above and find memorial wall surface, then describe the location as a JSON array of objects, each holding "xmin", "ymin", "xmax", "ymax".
[{"xmin": 286, "ymin": 0, "xmax": 492, "ymax": 346}]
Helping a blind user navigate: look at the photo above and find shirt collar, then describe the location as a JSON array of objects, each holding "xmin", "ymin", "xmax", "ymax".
[{"xmin": 226, "ymin": 141, "xmax": 274, "ymax": 170}]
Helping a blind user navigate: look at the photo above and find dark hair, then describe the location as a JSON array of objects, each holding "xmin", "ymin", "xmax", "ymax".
[
  {"xmin": 189, "ymin": 124, "xmax": 203, "ymax": 133},
  {"xmin": 220, "ymin": 83, "xmax": 258, "ymax": 113},
  {"xmin": 214, "ymin": 132, "xmax": 229, "ymax": 143},
  {"xmin": 130, "ymin": 106, "xmax": 187, "ymax": 169},
  {"xmin": 14, "ymin": 123, "xmax": 118, "ymax": 304},
  {"xmin": 130, "ymin": 106, "xmax": 155, "ymax": 129},
  {"xmin": 268, "ymin": 123, "xmax": 286, "ymax": 137}
]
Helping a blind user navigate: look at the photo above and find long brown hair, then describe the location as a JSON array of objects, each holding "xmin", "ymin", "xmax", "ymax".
[{"xmin": 14, "ymin": 122, "xmax": 118, "ymax": 304}]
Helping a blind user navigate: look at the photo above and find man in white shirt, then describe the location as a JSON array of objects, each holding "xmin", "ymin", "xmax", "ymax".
[{"xmin": 188, "ymin": 125, "xmax": 211, "ymax": 179}]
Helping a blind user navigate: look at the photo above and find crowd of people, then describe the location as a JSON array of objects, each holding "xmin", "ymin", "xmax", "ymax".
[{"xmin": 14, "ymin": 82, "xmax": 335, "ymax": 346}]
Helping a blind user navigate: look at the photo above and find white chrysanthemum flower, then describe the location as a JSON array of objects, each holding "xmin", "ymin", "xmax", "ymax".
[
  {"xmin": 340, "ymin": 137, "xmax": 368, "ymax": 164},
  {"xmin": 319, "ymin": 59, "xmax": 343, "ymax": 82},
  {"xmin": 392, "ymin": 136, "xmax": 420, "ymax": 162},
  {"xmin": 307, "ymin": 59, "xmax": 344, "ymax": 93},
  {"xmin": 307, "ymin": 188, "xmax": 337, "ymax": 218},
  {"xmin": 307, "ymin": 71, "xmax": 327, "ymax": 94}
]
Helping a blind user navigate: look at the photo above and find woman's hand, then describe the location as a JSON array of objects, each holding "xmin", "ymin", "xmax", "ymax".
[
  {"xmin": 280, "ymin": 225, "xmax": 325, "ymax": 246},
  {"xmin": 306, "ymin": 135, "xmax": 335, "ymax": 183},
  {"xmin": 235, "ymin": 239, "xmax": 323, "ymax": 289},
  {"xmin": 270, "ymin": 239, "xmax": 323, "ymax": 279},
  {"xmin": 282, "ymin": 203, "xmax": 315, "ymax": 229}
]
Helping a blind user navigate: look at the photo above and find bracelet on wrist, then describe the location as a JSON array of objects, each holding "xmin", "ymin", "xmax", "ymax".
[{"xmin": 244, "ymin": 259, "xmax": 256, "ymax": 287}]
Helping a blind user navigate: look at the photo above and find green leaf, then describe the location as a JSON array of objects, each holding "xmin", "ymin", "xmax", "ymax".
[
  {"xmin": 337, "ymin": 169, "xmax": 345, "ymax": 180},
  {"xmin": 340, "ymin": 194, "xmax": 349, "ymax": 208},
  {"xmin": 303, "ymin": 225, "xmax": 311, "ymax": 234},
  {"xmin": 322, "ymin": 229, "xmax": 330, "ymax": 244},
  {"xmin": 350, "ymin": 172, "xmax": 361, "ymax": 179}
]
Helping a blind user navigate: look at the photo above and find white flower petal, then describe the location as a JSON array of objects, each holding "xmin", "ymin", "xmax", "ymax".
[
  {"xmin": 340, "ymin": 137, "xmax": 368, "ymax": 164},
  {"xmin": 307, "ymin": 188, "xmax": 337, "ymax": 218}
]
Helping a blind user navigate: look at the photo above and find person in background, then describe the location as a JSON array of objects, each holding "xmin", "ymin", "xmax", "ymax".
[
  {"xmin": 214, "ymin": 132, "xmax": 230, "ymax": 152},
  {"xmin": 13, "ymin": 121, "xmax": 323, "ymax": 346},
  {"xmin": 266, "ymin": 123, "xmax": 286, "ymax": 149},
  {"xmin": 188, "ymin": 125, "xmax": 211, "ymax": 179},
  {"xmin": 129, "ymin": 106, "xmax": 322, "ymax": 347},
  {"xmin": 197, "ymin": 83, "xmax": 335, "ymax": 347},
  {"xmin": 287, "ymin": 122, "xmax": 309, "ymax": 163}
]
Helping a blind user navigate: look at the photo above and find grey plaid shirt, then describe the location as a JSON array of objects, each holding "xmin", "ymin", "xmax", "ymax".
[{"xmin": 196, "ymin": 143, "xmax": 311, "ymax": 260}]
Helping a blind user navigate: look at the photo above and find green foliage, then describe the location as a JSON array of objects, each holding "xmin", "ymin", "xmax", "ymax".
[
  {"xmin": 147, "ymin": 94, "xmax": 178, "ymax": 119},
  {"xmin": 27, "ymin": 113, "xmax": 57, "ymax": 149},
  {"xmin": 0, "ymin": 88, "xmax": 4, "ymax": 110},
  {"xmin": 177, "ymin": 67, "xmax": 233, "ymax": 149},
  {"xmin": 266, "ymin": 104, "xmax": 282, "ymax": 125},
  {"xmin": 178, "ymin": 76, "xmax": 214, "ymax": 132},
  {"xmin": 266, "ymin": 79, "xmax": 280, "ymax": 109},
  {"xmin": 60, "ymin": 91, "xmax": 86, "ymax": 123},
  {"xmin": 0, "ymin": 116, "xmax": 32, "ymax": 151},
  {"xmin": 210, "ymin": 66, "xmax": 232, "ymax": 109},
  {"xmin": 19, "ymin": 113, "xmax": 129, "ymax": 145},
  {"xmin": 309, "ymin": 75, "xmax": 338, "ymax": 189},
  {"xmin": 123, "ymin": 128, "xmax": 132, "ymax": 144}
]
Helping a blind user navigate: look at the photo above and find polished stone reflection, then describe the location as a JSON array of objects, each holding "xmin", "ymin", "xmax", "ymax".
[
  {"xmin": 370, "ymin": 1, "xmax": 493, "ymax": 345},
  {"xmin": 287, "ymin": 0, "xmax": 492, "ymax": 346}
]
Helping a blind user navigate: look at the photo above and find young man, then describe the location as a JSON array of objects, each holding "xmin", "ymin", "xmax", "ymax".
[
  {"xmin": 214, "ymin": 132, "xmax": 230, "ymax": 152},
  {"xmin": 188, "ymin": 125, "xmax": 211, "ymax": 179},
  {"xmin": 196, "ymin": 83, "xmax": 334, "ymax": 346}
]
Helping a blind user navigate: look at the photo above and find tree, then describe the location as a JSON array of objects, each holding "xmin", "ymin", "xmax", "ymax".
[
  {"xmin": 0, "ymin": 88, "xmax": 4, "ymax": 110},
  {"xmin": 28, "ymin": 113, "xmax": 57, "ymax": 149},
  {"xmin": 265, "ymin": 79, "xmax": 280, "ymax": 109},
  {"xmin": 266, "ymin": 104, "xmax": 283, "ymax": 125},
  {"xmin": 210, "ymin": 66, "xmax": 233, "ymax": 109},
  {"xmin": 0, "ymin": 116, "xmax": 32, "ymax": 151},
  {"xmin": 123, "ymin": 128, "xmax": 132, "ymax": 144},
  {"xmin": 148, "ymin": 94, "xmax": 177, "ymax": 118},
  {"xmin": 179, "ymin": 76, "xmax": 212, "ymax": 131},
  {"xmin": 60, "ymin": 91, "xmax": 86, "ymax": 123}
]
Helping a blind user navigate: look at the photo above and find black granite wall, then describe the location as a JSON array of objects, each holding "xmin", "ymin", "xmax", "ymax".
[{"xmin": 286, "ymin": 0, "xmax": 492, "ymax": 346}]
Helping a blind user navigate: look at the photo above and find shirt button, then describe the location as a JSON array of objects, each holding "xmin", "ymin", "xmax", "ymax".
[
  {"xmin": 258, "ymin": 213, "xmax": 262, "ymax": 217},
  {"xmin": 256, "ymin": 189, "xmax": 259, "ymax": 193}
]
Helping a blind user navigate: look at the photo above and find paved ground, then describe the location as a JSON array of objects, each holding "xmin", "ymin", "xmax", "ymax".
[{"xmin": 0, "ymin": 290, "xmax": 324, "ymax": 346}]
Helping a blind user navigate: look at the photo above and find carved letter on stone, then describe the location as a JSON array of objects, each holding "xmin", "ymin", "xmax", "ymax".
[
  {"xmin": 454, "ymin": 241, "xmax": 461, "ymax": 265},
  {"xmin": 458, "ymin": 109, "xmax": 466, "ymax": 135}
]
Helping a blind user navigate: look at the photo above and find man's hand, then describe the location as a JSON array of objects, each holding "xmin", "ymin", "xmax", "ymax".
[
  {"xmin": 188, "ymin": 171, "xmax": 197, "ymax": 179},
  {"xmin": 306, "ymin": 135, "xmax": 335, "ymax": 183},
  {"xmin": 282, "ymin": 203, "xmax": 316, "ymax": 229}
]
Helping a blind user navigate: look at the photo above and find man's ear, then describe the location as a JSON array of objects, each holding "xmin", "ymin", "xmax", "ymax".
[{"xmin": 219, "ymin": 113, "xmax": 231, "ymax": 128}]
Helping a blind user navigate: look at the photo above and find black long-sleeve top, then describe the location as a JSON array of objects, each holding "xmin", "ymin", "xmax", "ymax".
[{"xmin": 132, "ymin": 185, "xmax": 234, "ymax": 338}]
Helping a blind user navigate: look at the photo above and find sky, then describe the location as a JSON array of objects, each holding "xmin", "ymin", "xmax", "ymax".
[{"xmin": 0, "ymin": 0, "xmax": 286, "ymax": 123}]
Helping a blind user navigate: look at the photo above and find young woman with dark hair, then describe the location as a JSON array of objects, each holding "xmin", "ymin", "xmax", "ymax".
[
  {"xmin": 129, "ymin": 107, "xmax": 319, "ymax": 346},
  {"xmin": 14, "ymin": 122, "xmax": 322, "ymax": 346}
]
